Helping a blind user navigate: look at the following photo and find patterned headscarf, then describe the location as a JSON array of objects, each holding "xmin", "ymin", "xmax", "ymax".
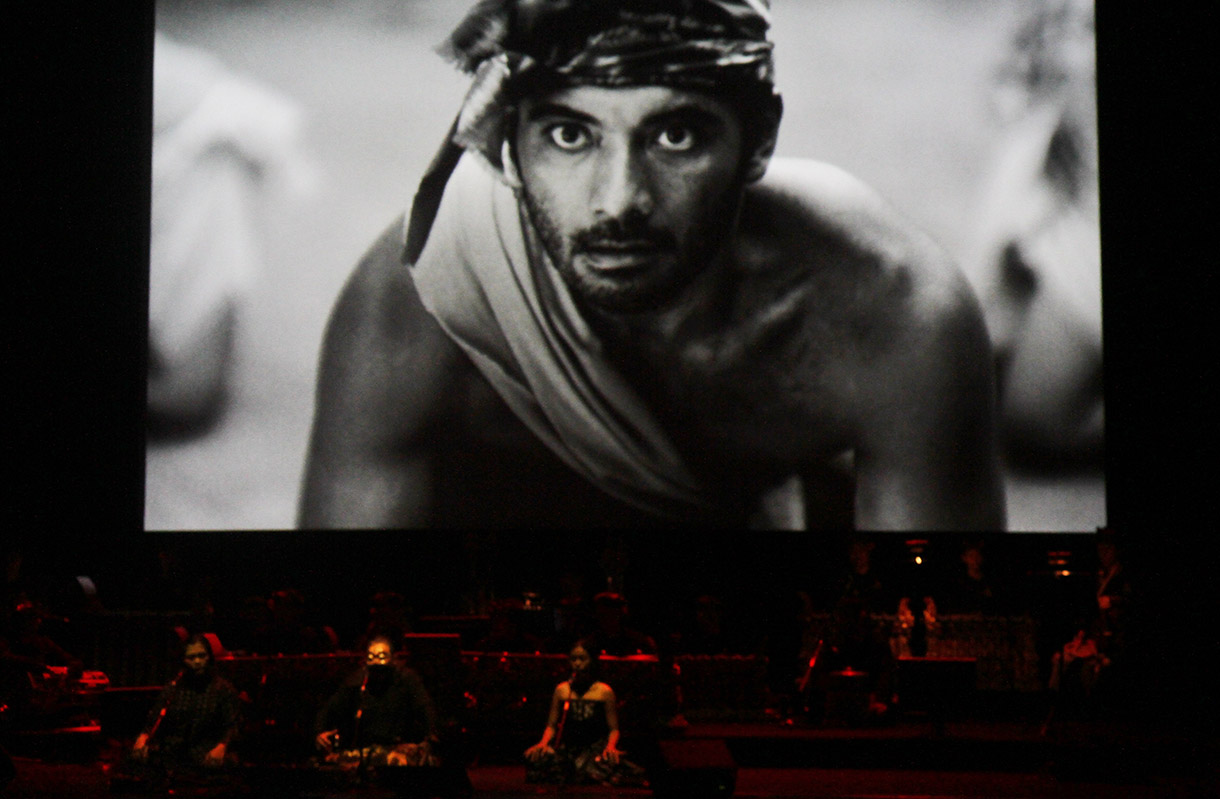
[{"xmin": 405, "ymin": 0, "xmax": 778, "ymax": 264}]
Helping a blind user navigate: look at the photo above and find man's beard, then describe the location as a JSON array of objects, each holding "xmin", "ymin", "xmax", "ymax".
[
  {"xmin": 183, "ymin": 666, "xmax": 212, "ymax": 689},
  {"xmin": 521, "ymin": 185, "xmax": 741, "ymax": 315}
]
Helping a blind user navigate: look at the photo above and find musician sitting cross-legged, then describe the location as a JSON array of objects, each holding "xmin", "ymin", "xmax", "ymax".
[
  {"xmin": 314, "ymin": 635, "xmax": 439, "ymax": 768},
  {"xmin": 523, "ymin": 640, "xmax": 646, "ymax": 786},
  {"xmin": 129, "ymin": 635, "xmax": 241, "ymax": 775}
]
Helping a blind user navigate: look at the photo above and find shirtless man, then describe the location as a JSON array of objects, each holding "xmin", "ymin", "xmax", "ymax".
[{"xmin": 298, "ymin": 0, "xmax": 1005, "ymax": 530}]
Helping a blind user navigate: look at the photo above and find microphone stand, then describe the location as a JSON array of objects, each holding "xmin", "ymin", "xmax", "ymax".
[
  {"xmin": 142, "ymin": 669, "xmax": 185, "ymax": 782},
  {"xmin": 145, "ymin": 669, "xmax": 185, "ymax": 746},
  {"xmin": 352, "ymin": 668, "xmax": 370, "ymax": 784},
  {"xmin": 556, "ymin": 700, "xmax": 569, "ymax": 749},
  {"xmin": 555, "ymin": 671, "xmax": 576, "ymax": 750}
]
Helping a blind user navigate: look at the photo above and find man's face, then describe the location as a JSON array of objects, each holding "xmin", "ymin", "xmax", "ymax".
[
  {"xmin": 514, "ymin": 84, "xmax": 746, "ymax": 313},
  {"xmin": 184, "ymin": 643, "xmax": 209, "ymax": 674},
  {"xmin": 366, "ymin": 640, "xmax": 393, "ymax": 666}
]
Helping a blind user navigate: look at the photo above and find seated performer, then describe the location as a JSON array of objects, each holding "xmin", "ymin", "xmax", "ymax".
[
  {"xmin": 315, "ymin": 635, "xmax": 439, "ymax": 767},
  {"xmin": 297, "ymin": 0, "xmax": 1006, "ymax": 530},
  {"xmin": 129, "ymin": 635, "xmax": 241, "ymax": 773},
  {"xmin": 523, "ymin": 641, "xmax": 646, "ymax": 786}
]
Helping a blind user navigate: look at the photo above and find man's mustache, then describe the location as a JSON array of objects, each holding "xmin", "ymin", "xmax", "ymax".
[{"xmin": 573, "ymin": 217, "xmax": 675, "ymax": 251}]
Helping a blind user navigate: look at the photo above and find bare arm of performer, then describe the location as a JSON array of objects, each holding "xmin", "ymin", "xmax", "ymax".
[
  {"xmin": 523, "ymin": 683, "xmax": 567, "ymax": 761},
  {"xmin": 315, "ymin": 729, "xmax": 339, "ymax": 751},
  {"xmin": 314, "ymin": 679, "xmax": 349, "ymax": 751},
  {"xmin": 760, "ymin": 160, "xmax": 1006, "ymax": 531},
  {"xmin": 203, "ymin": 683, "xmax": 241, "ymax": 766},
  {"xmin": 849, "ymin": 275, "xmax": 1005, "ymax": 530},
  {"xmin": 851, "ymin": 270, "xmax": 1005, "ymax": 530},
  {"xmin": 131, "ymin": 681, "xmax": 177, "ymax": 761},
  {"xmin": 597, "ymin": 683, "xmax": 624, "ymax": 764},
  {"xmin": 298, "ymin": 219, "xmax": 461, "ymax": 528},
  {"xmin": 203, "ymin": 742, "xmax": 227, "ymax": 766}
]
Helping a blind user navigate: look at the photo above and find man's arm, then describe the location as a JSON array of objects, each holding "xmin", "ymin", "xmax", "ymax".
[
  {"xmin": 853, "ymin": 258, "xmax": 1006, "ymax": 531},
  {"xmin": 402, "ymin": 670, "xmax": 438, "ymax": 743},
  {"xmin": 297, "ymin": 218, "xmax": 461, "ymax": 529},
  {"xmin": 758, "ymin": 159, "xmax": 1004, "ymax": 530}
]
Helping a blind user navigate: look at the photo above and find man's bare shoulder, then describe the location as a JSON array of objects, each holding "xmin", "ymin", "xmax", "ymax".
[
  {"xmin": 313, "ymin": 217, "xmax": 463, "ymax": 440},
  {"xmin": 741, "ymin": 157, "xmax": 985, "ymax": 352},
  {"xmin": 328, "ymin": 217, "xmax": 445, "ymax": 346}
]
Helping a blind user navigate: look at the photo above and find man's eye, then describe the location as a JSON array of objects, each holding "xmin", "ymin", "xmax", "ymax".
[
  {"xmin": 656, "ymin": 125, "xmax": 697, "ymax": 151},
  {"xmin": 546, "ymin": 123, "xmax": 591, "ymax": 150}
]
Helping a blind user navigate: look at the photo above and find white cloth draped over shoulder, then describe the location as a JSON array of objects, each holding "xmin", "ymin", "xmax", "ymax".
[{"xmin": 406, "ymin": 155, "xmax": 717, "ymax": 519}]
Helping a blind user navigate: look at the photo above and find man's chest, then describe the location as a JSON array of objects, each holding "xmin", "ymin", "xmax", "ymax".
[{"xmin": 632, "ymin": 317, "xmax": 860, "ymax": 467}]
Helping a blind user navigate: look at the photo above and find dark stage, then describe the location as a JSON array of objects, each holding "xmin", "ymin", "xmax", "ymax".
[
  {"xmin": 4, "ymin": 716, "xmax": 1215, "ymax": 798},
  {"xmin": 4, "ymin": 531, "xmax": 1218, "ymax": 798}
]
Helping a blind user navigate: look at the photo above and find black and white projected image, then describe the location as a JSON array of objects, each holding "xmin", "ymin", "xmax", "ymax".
[{"xmin": 145, "ymin": 0, "xmax": 1104, "ymax": 531}]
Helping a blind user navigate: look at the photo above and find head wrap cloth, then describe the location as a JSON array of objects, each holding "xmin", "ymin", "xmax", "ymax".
[{"xmin": 405, "ymin": 0, "xmax": 777, "ymax": 264}]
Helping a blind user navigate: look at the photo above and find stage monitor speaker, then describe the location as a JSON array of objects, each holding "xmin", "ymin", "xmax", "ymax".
[{"xmin": 651, "ymin": 738, "xmax": 737, "ymax": 798}]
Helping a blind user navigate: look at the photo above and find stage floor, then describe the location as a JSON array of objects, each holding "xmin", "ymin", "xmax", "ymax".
[
  {"xmin": 3, "ymin": 718, "xmax": 1214, "ymax": 799},
  {"xmin": 3, "ymin": 759, "xmax": 1209, "ymax": 799}
]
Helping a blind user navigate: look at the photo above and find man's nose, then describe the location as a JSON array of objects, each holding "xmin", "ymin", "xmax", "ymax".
[{"xmin": 592, "ymin": 143, "xmax": 654, "ymax": 220}]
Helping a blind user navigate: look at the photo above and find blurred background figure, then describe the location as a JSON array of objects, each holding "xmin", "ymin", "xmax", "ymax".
[
  {"xmin": 677, "ymin": 594, "xmax": 732, "ymax": 656},
  {"xmin": 969, "ymin": 0, "xmax": 1102, "ymax": 467},
  {"xmin": 1091, "ymin": 531, "xmax": 1131, "ymax": 670},
  {"xmin": 220, "ymin": 593, "xmax": 271, "ymax": 656},
  {"xmin": 945, "ymin": 539, "xmax": 1004, "ymax": 615},
  {"xmin": 1044, "ymin": 530, "xmax": 1133, "ymax": 725},
  {"xmin": 257, "ymin": 588, "xmax": 337, "ymax": 655},
  {"xmin": 0, "ymin": 601, "xmax": 85, "ymax": 730},
  {"xmin": 355, "ymin": 590, "xmax": 416, "ymax": 654},
  {"xmin": 833, "ymin": 539, "xmax": 889, "ymax": 616},
  {"xmin": 0, "ymin": 602, "xmax": 83, "ymax": 681},
  {"xmin": 148, "ymin": 30, "xmax": 315, "ymax": 436},
  {"xmin": 583, "ymin": 593, "xmax": 656, "ymax": 658},
  {"xmin": 474, "ymin": 599, "xmax": 544, "ymax": 654},
  {"xmin": 548, "ymin": 568, "xmax": 594, "ymax": 653},
  {"xmin": 802, "ymin": 595, "xmax": 896, "ymax": 727}
]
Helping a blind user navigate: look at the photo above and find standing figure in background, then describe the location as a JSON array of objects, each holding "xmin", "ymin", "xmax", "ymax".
[
  {"xmin": 969, "ymin": 0, "xmax": 1102, "ymax": 465},
  {"xmin": 1046, "ymin": 531, "xmax": 1132, "ymax": 722},
  {"xmin": 833, "ymin": 539, "xmax": 888, "ymax": 615},
  {"xmin": 1091, "ymin": 532, "xmax": 1131, "ymax": 681},
  {"xmin": 524, "ymin": 641, "xmax": 645, "ymax": 786},
  {"xmin": 148, "ymin": 31, "xmax": 314, "ymax": 435},
  {"xmin": 129, "ymin": 635, "xmax": 240, "ymax": 775},
  {"xmin": 946, "ymin": 539, "xmax": 1003, "ymax": 615},
  {"xmin": 315, "ymin": 636, "xmax": 438, "ymax": 768}
]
